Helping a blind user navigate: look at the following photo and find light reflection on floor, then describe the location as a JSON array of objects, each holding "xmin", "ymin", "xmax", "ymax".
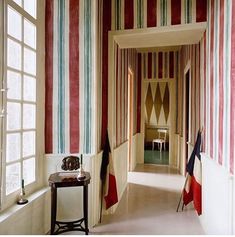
[
  {"xmin": 89, "ymin": 164, "xmax": 204, "ymax": 235},
  {"xmin": 144, "ymin": 149, "xmax": 169, "ymax": 165}
]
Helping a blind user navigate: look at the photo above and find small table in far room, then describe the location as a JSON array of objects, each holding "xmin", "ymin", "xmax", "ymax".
[{"xmin": 48, "ymin": 171, "xmax": 91, "ymax": 235}]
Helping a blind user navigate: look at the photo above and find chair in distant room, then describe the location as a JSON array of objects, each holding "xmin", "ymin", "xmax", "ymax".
[{"xmin": 152, "ymin": 129, "xmax": 168, "ymax": 152}]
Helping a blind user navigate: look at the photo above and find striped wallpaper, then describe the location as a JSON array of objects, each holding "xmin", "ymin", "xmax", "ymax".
[
  {"xmin": 204, "ymin": 0, "xmax": 234, "ymax": 174},
  {"xmin": 176, "ymin": 0, "xmax": 235, "ymax": 174},
  {"xmin": 177, "ymin": 44, "xmax": 201, "ymax": 145},
  {"xmin": 111, "ymin": 0, "xmax": 207, "ymax": 30},
  {"xmin": 45, "ymin": 0, "xmax": 94, "ymax": 154},
  {"xmin": 114, "ymin": 43, "xmax": 138, "ymax": 147},
  {"xmin": 100, "ymin": 0, "xmax": 207, "ymax": 148},
  {"xmin": 139, "ymin": 51, "xmax": 178, "ymax": 79}
]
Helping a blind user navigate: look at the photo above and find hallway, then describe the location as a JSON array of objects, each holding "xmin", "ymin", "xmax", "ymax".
[{"xmin": 91, "ymin": 164, "xmax": 204, "ymax": 235}]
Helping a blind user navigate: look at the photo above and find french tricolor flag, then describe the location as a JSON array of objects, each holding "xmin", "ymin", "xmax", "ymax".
[
  {"xmin": 183, "ymin": 131, "xmax": 202, "ymax": 215},
  {"xmin": 100, "ymin": 131, "xmax": 118, "ymax": 210}
]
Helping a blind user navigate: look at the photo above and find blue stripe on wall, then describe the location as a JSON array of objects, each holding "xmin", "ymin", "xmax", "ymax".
[
  {"xmin": 58, "ymin": 0, "xmax": 65, "ymax": 153},
  {"xmin": 224, "ymin": 0, "xmax": 231, "ymax": 168},
  {"xmin": 84, "ymin": 0, "xmax": 92, "ymax": 153}
]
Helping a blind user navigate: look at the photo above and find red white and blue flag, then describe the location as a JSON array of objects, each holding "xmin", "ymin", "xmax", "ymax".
[
  {"xmin": 100, "ymin": 131, "xmax": 118, "ymax": 210},
  {"xmin": 183, "ymin": 131, "xmax": 202, "ymax": 215}
]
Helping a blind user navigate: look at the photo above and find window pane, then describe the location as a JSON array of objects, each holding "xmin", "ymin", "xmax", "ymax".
[
  {"xmin": 23, "ymin": 158, "xmax": 35, "ymax": 185},
  {"xmin": 7, "ymin": 6, "xmax": 22, "ymax": 41},
  {"xmin": 24, "ymin": 48, "xmax": 36, "ymax": 75},
  {"xmin": 23, "ymin": 104, "xmax": 36, "ymax": 129},
  {"xmin": 6, "ymin": 162, "xmax": 21, "ymax": 195},
  {"xmin": 13, "ymin": 0, "xmax": 22, "ymax": 7},
  {"xmin": 7, "ymin": 39, "xmax": 21, "ymax": 70},
  {"xmin": 24, "ymin": 19, "xmax": 36, "ymax": 49},
  {"xmin": 24, "ymin": 75, "xmax": 36, "ymax": 102},
  {"xmin": 23, "ymin": 131, "xmax": 35, "ymax": 157},
  {"xmin": 7, "ymin": 102, "xmax": 21, "ymax": 131},
  {"xmin": 6, "ymin": 133, "xmax": 21, "ymax": 162},
  {"xmin": 7, "ymin": 70, "xmax": 21, "ymax": 100},
  {"xmin": 24, "ymin": 0, "xmax": 36, "ymax": 18}
]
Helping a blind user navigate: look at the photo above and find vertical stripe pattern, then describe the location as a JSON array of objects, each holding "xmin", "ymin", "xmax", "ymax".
[
  {"xmin": 83, "ymin": 0, "xmax": 92, "ymax": 153},
  {"xmin": 160, "ymin": 0, "xmax": 167, "ymax": 26},
  {"xmin": 112, "ymin": 0, "xmax": 207, "ymax": 30},
  {"xmin": 175, "ymin": 0, "xmax": 234, "ymax": 174},
  {"xmin": 210, "ymin": 0, "xmax": 215, "ymax": 159},
  {"xmin": 137, "ymin": 53, "xmax": 142, "ymax": 133},
  {"xmin": 45, "ymin": 0, "xmax": 53, "ymax": 153},
  {"xmin": 196, "ymin": 0, "xmax": 207, "ymax": 22},
  {"xmin": 147, "ymin": 0, "xmax": 157, "ymax": 27},
  {"xmin": 58, "ymin": 0, "xmax": 65, "ymax": 153},
  {"xmin": 139, "ymin": 51, "xmax": 177, "ymax": 80},
  {"xmin": 45, "ymin": 0, "xmax": 95, "ymax": 154},
  {"xmin": 185, "ymin": 0, "xmax": 192, "ymax": 23},
  {"xmin": 230, "ymin": 0, "xmax": 235, "ymax": 174},
  {"xmin": 101, "ymin": 0, "xmax": 112, "ymax": 148},
  {"xmin": 115, "ymin": 45, "xmax": 138, "ymax": 146},
  {"xmin": 124, "ymin": 0, "xmax": 134, "ymax": 29},
  {"xmin": 171, "ymin": 0, "xmax": 181, "ymax": 25},
  {"xmin": 69, "ymin": 0, "xmax": 79, "ymax": 153}
]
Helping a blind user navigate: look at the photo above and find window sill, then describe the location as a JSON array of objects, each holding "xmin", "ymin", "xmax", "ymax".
[{"xmin": 0, "ymin": 186, "xmax": 50, "ymax": 223}]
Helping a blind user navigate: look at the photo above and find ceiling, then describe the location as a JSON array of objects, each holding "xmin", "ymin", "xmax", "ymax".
[{"xmin": 113, "ymin": 22, "xmax": 207, "ymax": 49}]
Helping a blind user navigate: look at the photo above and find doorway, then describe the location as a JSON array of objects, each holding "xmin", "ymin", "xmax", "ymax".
[{"xmin": 143, "ymin": 81, "xmax": 170, "ymax": 165}]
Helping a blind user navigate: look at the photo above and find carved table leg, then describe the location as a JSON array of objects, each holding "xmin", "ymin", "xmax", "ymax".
[
  {"xmin": 50, "ymin": 186, "xmax": 57, "ymax": 235},
  {"xmin": 83, "ymin": 185, "xmax": 89, "ymax": 235}
]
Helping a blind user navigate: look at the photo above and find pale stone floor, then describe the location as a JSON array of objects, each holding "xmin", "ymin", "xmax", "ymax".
[{"xmin": 64, "ymin": 164, "xmax": 204, "ymax": 235}]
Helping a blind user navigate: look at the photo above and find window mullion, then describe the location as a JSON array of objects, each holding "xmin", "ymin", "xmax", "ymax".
[
  {"xmin": 0, "ymin": 0, "xmax": 5, "ymax": 210},
  {"xmin": 20, "ymin": 5, "xmax": 23, "ymax": 183},
  {"xmin": 6, "ymin": 0, "xmax": 37, "ymax": 25}
]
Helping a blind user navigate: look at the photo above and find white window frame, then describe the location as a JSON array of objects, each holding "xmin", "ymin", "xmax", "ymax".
[{"xmin": 0, "ymin": 0, "xmax": 45, "ymax": 211}]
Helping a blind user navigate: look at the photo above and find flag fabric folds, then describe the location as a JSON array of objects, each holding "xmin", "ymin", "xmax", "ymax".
[
  {"xmin": 183, "ymin": 130, "xmax": 202, "ymax": 215},
  {"xmin": 100, "ymin": 131, "xmax": 118, "ymax": 210}
]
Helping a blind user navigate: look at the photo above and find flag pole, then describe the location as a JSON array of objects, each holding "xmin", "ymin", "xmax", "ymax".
[{"xmin": 176, "ymin": 173, "xmax": 189, "ymax": 212}]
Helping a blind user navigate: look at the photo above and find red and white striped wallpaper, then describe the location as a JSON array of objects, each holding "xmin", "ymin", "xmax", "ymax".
[
  {"xmin": 112, "ymin": 0, "xmax": 207, "ymax": 30},
  {"xmin": 114, "ymin": 43, "xmax": 138, "ymax": 147},
  {"xmin": 139, "ymin": 51, "xmax": 178, "ymax": 79},
  {"xmin": 100, "ymin": 0, "xmax": 208, "ymax": 148},
  {"xmin": 204, "ymin": 0, "xmax": 234, "ymax": 174},
  {"xmin": 177, "ymin": 0, "xmax": 235, "ymax": 174},
  {"xmin": 177, "ymin": 44, "xmax": 201, "ymax": 145},
  {"xmin": 45, "ymin": 0, "xmax": 94, "ymax": 155}
]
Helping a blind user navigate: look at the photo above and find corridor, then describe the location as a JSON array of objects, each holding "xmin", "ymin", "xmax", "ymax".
[{"xmin": 91, "ymin": 164, "xmax": 204, "ymax": 235}]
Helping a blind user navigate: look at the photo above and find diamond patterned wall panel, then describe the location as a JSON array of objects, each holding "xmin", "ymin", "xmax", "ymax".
[
  {"xmin": 145, "ymin": 84, "xmax": 153, "ymax": 123},
  {"xmin": 163, "ymin": 83, "xmax": 170, "ymax": 122},
  {"xmin": 154, "ymin": 83, "xmax": 162, "ymax": 123}
]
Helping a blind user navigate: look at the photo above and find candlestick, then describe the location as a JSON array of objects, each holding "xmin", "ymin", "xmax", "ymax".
[
  {"xmin": 77, "ymin": 154, "xmax": 85, "ymax": 180},
  {"xmin": 21, "ymin": 179, "xmax": 24, "ymax": 189},
  {"xmin": 17, "ymin": 179, "xmax": 28, "ymax": 205}
]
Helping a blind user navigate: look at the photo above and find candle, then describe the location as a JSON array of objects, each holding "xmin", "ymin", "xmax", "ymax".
[{"xmin": 80, "ymin": 154, "xmax": 83, "ymax": 165}]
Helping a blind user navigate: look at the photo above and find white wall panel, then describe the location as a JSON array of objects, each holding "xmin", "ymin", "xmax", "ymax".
[{"xmin": 200, "ymin": 153, "xmax": 233, "ymax": 234}]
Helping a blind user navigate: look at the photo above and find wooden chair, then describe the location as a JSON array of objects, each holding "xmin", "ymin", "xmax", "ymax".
[{"xmin": 152, "ymin": 129, "xmax": 168, "ymax": 152}]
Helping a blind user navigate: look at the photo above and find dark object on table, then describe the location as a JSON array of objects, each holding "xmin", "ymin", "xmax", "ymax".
[{"xmin": 61, "ymin": 156, "xmax": 80, "ymax": 171}]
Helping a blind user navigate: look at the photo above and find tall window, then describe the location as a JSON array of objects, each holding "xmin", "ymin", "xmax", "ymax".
[{"xmin": 0, "ymin": 0, "xmax": 41, "ymax": 209}]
